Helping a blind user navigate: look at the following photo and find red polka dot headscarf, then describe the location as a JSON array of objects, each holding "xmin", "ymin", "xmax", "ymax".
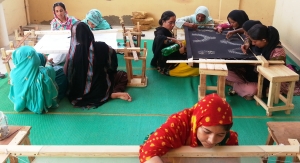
[{"xmin": 190, "ymin": 93, "xmax": 233, "ymax": 147}]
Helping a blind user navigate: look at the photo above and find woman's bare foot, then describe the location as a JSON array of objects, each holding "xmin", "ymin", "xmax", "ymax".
[{"xmin": 111, "ymin": 92, "xmax": 132, "ymax": 102}]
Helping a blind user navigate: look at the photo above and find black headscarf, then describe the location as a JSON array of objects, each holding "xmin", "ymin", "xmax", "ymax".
[
  {"xmin": 65, "ymin": 22, "xmax": 116, "ymax": 108},
  {"xmin": 227, "ymin": 10, "xmax": 249, "ymax": 29},
  {"xmin": 242, "ymin": 20, "xmax": 262, "ymax": 32},
  {"xmin": 261, "ymin": 26, "xmax": 280, "ymax": 60}
]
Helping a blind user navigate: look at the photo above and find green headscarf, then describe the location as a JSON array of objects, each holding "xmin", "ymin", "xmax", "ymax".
[
  {"xmin": 82, "ymin": 9, "xmax": 111, "ymax": 30},
  {"xmin": 192, "ymin": 6, "xmax": 213, "ymax": 24},
  {"xmin": 9, "ymin": 46, "xmax": 58, "ymax": 114}
]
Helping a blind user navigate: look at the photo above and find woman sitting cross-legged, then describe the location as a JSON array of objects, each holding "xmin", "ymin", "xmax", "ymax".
[
  {"xmin": 64, "ymin": 22, "xmax": 131, "ymax": 109},
  {"xmin": 9, "ymin": 46, "xmax": 59, "ymax": 114}
]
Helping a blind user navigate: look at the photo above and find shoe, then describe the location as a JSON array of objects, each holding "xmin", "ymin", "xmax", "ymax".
[{"xmin": 0, "ymin": 73, "xmax": 5, "ymax": 79}]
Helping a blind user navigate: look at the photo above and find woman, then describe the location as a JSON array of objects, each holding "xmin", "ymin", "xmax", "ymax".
[
  {"xmin": 151, "ymin": 11, "xmax": 199, "ymax": 77},
  {"xmin": 139, "ymin": 93, "xmax": 238, "ymax": 163},
  {"xmin": 64, "ymin": 22, "xmax": 131, "ymax": 109},
  {"xmin": 82, "ymin": 9, "xmax": 111, "ymax": 30},
  {"xmin": 240, "ymin": 20, "xmax": 262, "ymax": 54},
  {"xmin": 215, "ymin": 10, "xmax": 249, "ymax": 33},
  {"xmin": 50, "ymin": 2, "xmax": 78, "ymax": 30},
  {"xmin": 175, "ymin": 6, "xmax": 214, "ymax": 29},
  {"xmin": 9, "ymin": 46, "xmax": 58, "ymax": 114},
  {"xmin": 50, "ymin": 2, "xmax": 79, "ymax": 65},
  {"xmin": 226, "ymin": 24, "xmax": 286, "ymax": 99}
]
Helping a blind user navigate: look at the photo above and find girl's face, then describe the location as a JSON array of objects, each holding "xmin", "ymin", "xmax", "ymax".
[
  {"xmin": 196, "ymin": 14, "xmax": 206, "ymax": 22},
  {"xmin": 228, "ymin": 18, "xmax": 239, "ymax": 29},
  {"xmin": 249, "ymin": 38, "xmax": 268, "ymax": 48},
  {"xmin": 87, "ymin": 20, "xmax": 96, "ymax": 29},
  {"xmin": 197, "ymin": 125, "xmax": 227, "ymax": 148},
  {"xmin": 162, "ymin": 16, "xmax": 176, "ymax": 31},
  {"xmin": 54, "ymin": 6, "xmax": 66, "ymax": 20}
]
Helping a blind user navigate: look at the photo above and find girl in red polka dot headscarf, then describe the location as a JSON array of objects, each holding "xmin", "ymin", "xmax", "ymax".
[{"xmin": 139, "ymin": 93, "xmax": 238, "ymax": 163}]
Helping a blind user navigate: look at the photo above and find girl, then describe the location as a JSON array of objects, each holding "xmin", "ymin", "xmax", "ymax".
[
  {"xmin": 226, "ymin": 24, "xmax": 286, "ymax": 99},
  {"xmin": 64, "ymin": 22, "xmax": 131, "ymax": 109},
  {"xmin": 175, "ymin": 6, "xmax": 214, "ymax": 29},
  {"xmin": 50, "ymin": 2, "xmax": 78, "ymax": 30},
  {"xmin": 139, "ymin": 93, "xmax": 238, "ymax": 163},
  {"xmin": 215, "ymin": 10, "xmax": 249, "ymax": 34},
  {"xmin": 82, "ymin": 9, "xmax": 111, "ymax": 30},
  {"xmin": 151, "ymin": 11, "xmax": 199, "ymax": 77}
]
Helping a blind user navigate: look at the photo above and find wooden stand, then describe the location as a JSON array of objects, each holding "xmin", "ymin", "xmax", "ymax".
[
  {"xmin": 199, "ymin": 62, "xmax": 228, "ymax": 100},
  {"xmin": 263, "ymin": 122, "xmax": 300, "ymax": 163},
  {"xmin": 118, "ymin": 43, "xmax": 148, "ymax": 87},
  {"xmin": 253, "ymin": 65, "xmax": 299, "ymax": 116},
  {"xmin": 119, "ymin": 22, "xmax": 147, "ymax": 87},
  {"xmin": 0, "ymin": 126, "xmax": 34, "ymax": 163},
  {"xmin": 14, "ymin": 26, "xmax": 38, "ymax": 47}
]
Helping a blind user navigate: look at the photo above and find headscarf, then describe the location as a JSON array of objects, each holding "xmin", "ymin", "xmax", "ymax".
[
  {"xmin": 65, "ymin": 22, "xmax": 115, "ymax": 108},
  {"xmin": 262, "ymin": 26, "xmax": 280, "ymax": 60},
  {"xmin": 192, "ymin": 6, "xmax": 213, "ymax": 24},
  {"xmin": 227, "ymin": 10, "xmax": 249, "ymax": 29},
  {"xmin": 139, "ymin": 93, "xmax": 238, "ymax": 163},
  {"xmin": 50, "ymin": 10, "xmax": 78, "ymax": 30},
  {"xmin": 82, "ymin": 9, "xmax": 111, "ymax": 30},
  {"xmin": 242, "ymin": 20, "xmax": 262, "ymax": 32},
  {"xmin": 8, "ymin": 46, "xmax": 58, "ymax": 114}
]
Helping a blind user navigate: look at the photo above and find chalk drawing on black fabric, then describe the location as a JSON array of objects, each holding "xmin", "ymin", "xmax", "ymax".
[
  {"xmin": 220, "ymin": 39, "xmax": 242, "ymax": 46},
  {"xmin": 192, "ymin": 33, "xmax": 216, "ymax": 43},
  {"xmin": 198, "ymin": 50, "xmax": 216, "ymax": 55},
  {"xmin": 228, "ymin": 48, "xmax": 244, "ymax": 55}
]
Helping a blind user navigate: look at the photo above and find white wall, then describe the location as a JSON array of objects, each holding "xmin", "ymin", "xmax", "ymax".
[
  {"xmin": 2, "ymin": 0, "xmax": 27, "ymax": 34},
  {"xmin": 273, "ymin": 0, "xmax": 300, "ymax": 65}
]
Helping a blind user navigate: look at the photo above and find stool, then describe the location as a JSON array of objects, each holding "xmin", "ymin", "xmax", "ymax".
[
  {"xmin": 254, "ymin": 65, "xmax": 299, "ymax": 116},
  {"xmin": 199, "ymin": 63, "xmax": 228, "ymax": 100},
  {"xmin": 263, "ymin": 122, "xmax": 300, "ymax": 163},
  {"xmin": 0, "ymin": 126, "xmax": 34, "ymax": 163}
]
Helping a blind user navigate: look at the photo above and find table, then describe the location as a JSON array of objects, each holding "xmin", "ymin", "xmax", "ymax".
[
  {"xmin": 0, "ymin": 126, "xmax": 33, "ymax": 163},
  {"xmin": 184, "ymin": 27, "xmax": 256, "ymax": 60},
  {"xmin": 34, "ymin": 32, "xmax": 119, "ymax": 54},
  {"xmin": 264, "ymin": 122, "xmax": 300, "ymax": 163}
]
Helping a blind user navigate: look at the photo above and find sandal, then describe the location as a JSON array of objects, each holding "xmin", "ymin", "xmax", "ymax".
[
  {"xmin": 0, "ymin": 73, "xmax": 5, "ymax": 79},
  {"xmin": 228, "ymin": 88, "xmax": 236, "ymax": 96},
  {"xmin": 243, "ymin": 95, "xmax": 254, "ymax": 101}
]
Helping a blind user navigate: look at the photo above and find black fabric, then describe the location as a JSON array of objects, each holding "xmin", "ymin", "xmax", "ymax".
[
  {"xmin": 261, "ymin": 26, "xmax": 280, "ymax": 60},
  {"xmin": 151, "ymin": 27, "xmax": 185, "ymax": 73},
  {"xmin": 227, "ymin": 10, "xmax": 249, "ymax": 29},
  {"xmin": 68, "ymin": 22, "xmax": 117, "ymax": 108},
  {"xmin": 242, "ymin": 20, "xmax": 262, "ymax": 32},
  {"xmin": 184, "ymin": 27, "xmax": 256, "ymax": 60}
]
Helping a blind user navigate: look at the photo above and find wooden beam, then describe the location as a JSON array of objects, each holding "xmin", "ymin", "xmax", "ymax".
[
  {"xmin": 0, "ymin": 145, "xmax": 298, "ymax": 158},
  {"xmin": 26, "ymin": 29, "xmax": 120, "ymax": 36},
  {"xmin": 167, "ymin": 59, "xmax": 285, "ymax": 65}
]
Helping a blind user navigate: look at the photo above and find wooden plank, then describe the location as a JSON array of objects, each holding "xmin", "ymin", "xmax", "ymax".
[
  {"xmin": 126, "ymin": 31, "xmax": 138, "ymax": 61},
  {"xmin": 25, "ymin": 29, "xmax": 120, "ymax": 35},
  {"xmin": 288, "ymin": 139, "xmax": 300, "ymax": 161},
  {"xmin": 0, "ymin": 145, "xmax": 298, "ymax": 158},
  {"xmin": 167, "ymin": 59, "xmax": 285, "ymax": 64},
  {"xmin": 0, "ymin": 154, "xmax": 8, "ymax": 163}
]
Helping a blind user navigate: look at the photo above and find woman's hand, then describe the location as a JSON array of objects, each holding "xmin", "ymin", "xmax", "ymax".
[
  {"xmin": 241, "ymin": 44, "xmax": 250, "ymax": 54},
  {"xmin": 188, "ymin": 23, "xmax": 198, "ymax": 30},
  {"xmin": 214, "ymin": 26, "xmax": 223, "ymax": 33},
  {"xmin": 226, "ymin": 31, "xmax": 235, "ymax": 39},
  {"xmin": 167, "ymin": 37, "xmax": 182, "ymax": 47},
  {"xmin": 179, "ymin": 46, "xmax": 185, "ymax": 54}
]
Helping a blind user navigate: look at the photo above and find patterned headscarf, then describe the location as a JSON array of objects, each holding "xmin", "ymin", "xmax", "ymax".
[
  {"xmin": 192, "ymin": 6, "xmax": 213, "ymax": 24},
  {"xmin": 85, "ymin": 9, "xmax": 103, "ymax": 26},
  {"xmin": 139, "ymin": 93, "xmax": 237, "ymax": 163}
]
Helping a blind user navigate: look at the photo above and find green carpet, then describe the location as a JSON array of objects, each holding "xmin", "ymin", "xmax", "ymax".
[{"xmin": 0, "ymin": 39, "xmax": 299, "ymax": 149}]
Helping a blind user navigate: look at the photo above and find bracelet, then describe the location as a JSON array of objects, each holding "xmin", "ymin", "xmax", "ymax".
[{"xmin": 167, "ymin": 39, "xmax": 173, "ymax": 44}]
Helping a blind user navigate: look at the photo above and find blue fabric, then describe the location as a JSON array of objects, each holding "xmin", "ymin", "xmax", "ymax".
[
  {"xmin": 9, "ymin": 46, "xmax": 58, "ymax": 114},
  {"xmin": 82, "ymin": 9, "xmax": 111, "ymax": 30}
]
